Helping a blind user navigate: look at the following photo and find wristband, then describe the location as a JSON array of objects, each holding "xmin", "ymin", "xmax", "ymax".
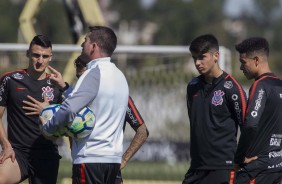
[{"xmin": 60, "ymin": 82, "xmax": 69, "ymax": 92}]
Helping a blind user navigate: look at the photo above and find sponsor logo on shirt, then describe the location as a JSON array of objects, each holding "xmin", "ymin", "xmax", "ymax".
[
  {"xmin": 251, "ymin": 89, "xmax": 264, "ymax": 118},
  {"xmin": 127, "ymin": 107, "xmax": 138, "ymax": 126},
  {"xmin": 268, "ymin": 162, "xmax": 282, "ymax": 169},
  {"xmin": 12, "ymin": 73, "xmax": 24, "ymax": 80},
  {"xmin": 270, "ymin": 134, "xmax": 282, "ymax": 147},
  {"xmin": 224, "ymin": 81, "xmax": 233, "ymax": 89},
  {"xmin": 212, "ymin": 90, "xmax": 225, "ymax": 106},
  {"xmin": 42, "ymin": 86, "xmax": 54, "ymax": 101},
  {"xmin": 269, "ymin": 149, "xmax": 282, "ymax": 158},
  {"xmin": 232, "ymin": 94, "xmax": 242, "ymax": 122},
  {"xmin": 232, "ymin": 94, "xmax": 238, "ymax": 100}
]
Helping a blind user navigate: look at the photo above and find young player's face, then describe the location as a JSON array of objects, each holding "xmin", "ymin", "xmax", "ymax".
[
  {"xmin": 27, "ymin": 44, "xmax": 52, "ymax": 73},
  {"xmin": 239, "ymin": 53, "xmax": 257, "ymax": 80},
  {"xmin": 192, "ymin": 51, "xmax": 219, "ymax": 75}
]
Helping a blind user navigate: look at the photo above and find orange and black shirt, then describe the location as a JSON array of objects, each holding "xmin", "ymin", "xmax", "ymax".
[
  {"xmin": 0, "ymin": 69, "xmax": 63, "ymax": 159},
  {"xmin": 187, "ymin": 71, "xmax": 247, "ymax": 170},
  {"xmin": 235, "ymin": 73, "xmax": 282, "ymax": 172}
]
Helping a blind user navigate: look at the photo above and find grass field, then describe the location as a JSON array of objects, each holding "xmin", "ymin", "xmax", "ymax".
[{"xmin": 57, "ymin": 159, "xmax": 188, "ymax": 184}]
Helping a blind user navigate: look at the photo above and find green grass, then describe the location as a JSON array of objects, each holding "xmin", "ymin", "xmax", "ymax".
[
  {"xmin": 57, "ymin": 159, "xmax": 72, "ymax": 183},
  {"xmin": 57, "ymin": 160, "xmax": 188, "ymax": 182},
  {"xmin": 122, "ymin": 161, "xmax": 188, "ymax": 181}
]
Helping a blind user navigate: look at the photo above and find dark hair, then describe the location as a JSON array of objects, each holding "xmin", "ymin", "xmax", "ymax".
[
  {"xmin": 189, "ymin": 34, "xmax": 219, "ymax": 55},
  {"xmin": 88, "ymin": 26, "xmax": 117, "ymax": 56},
  {"xmin": 74, "ymin": 55, "xmax": 87, "ymax": 68},
  {"xmin": 29, "ymin": 35, "xmax": 52, "ymax": 50},
  {"xmin": 235, "ymin": 37, "xmax": 269, "ymax": 56}
]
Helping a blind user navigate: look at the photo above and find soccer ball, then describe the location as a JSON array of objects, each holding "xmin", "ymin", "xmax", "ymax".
[
  {"xmin": 66, "ymin": 106, "xmax": 96, "ymax": 139},
  {"xmin": 40, "ymin": 104, "xmax": 68, "ymax": 137},
  {"xmin": 40, "ymin": 104, "xmax": 61, "ymax": 121},
  {"xmin": 40, "ymin": 104, "xmax": 95, "ymax": 139}
]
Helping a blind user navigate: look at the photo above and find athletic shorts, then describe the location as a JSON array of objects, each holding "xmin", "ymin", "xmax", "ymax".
[
  {"xmin": 236, "ymin": 169, "xmax": 282, "ymax": 184},
  {"xmin": 115, "ymin": 170, "xmax": 123, "ymax": 184},
  {"xmin": 14, "ymin": 148, "xmax": 60, "ymax": 184},
  {"xmin": 72, "ymin": 163, "xmax": 120, "ymax": 184},
  {"xmin": 182, "ymin": 169, "xmax": 236, "ymax": 184}
]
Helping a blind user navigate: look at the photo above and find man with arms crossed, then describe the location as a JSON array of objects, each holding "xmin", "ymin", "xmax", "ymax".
[
  {"xmin": 0, "ymin": 35, "xmax": 67, "ymax": 184},
  {"xmin": 182, "ymin": 34, "xmax": 247, "ymax": 184},
  {"xmin": 235, "ymin": 37, "xmax": 282, "ymax": 184}
]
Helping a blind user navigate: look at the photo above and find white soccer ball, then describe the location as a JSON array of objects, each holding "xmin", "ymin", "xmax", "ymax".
[
  {"xmin": 40, "ymin": 104, "xmax": 61, "ymax": 121},
  {"xmin": 40, "ymin": 104, "xmax": 95, "ymax": 138},
  {"xmin": 40, "ymin": 104, "xmax": 67, "ymax": 137},
  {"xmin": 65, "ymin": 106, "xmax": 96, "ymax": 139}
]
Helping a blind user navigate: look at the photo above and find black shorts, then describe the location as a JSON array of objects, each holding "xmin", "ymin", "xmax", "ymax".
[
  {"xmin": 115, "ymin": 170, "xmax": 123, "ymax": 184},
  {"xmin": 236, "ymin": 169, "xmax": 282, "ymax": 184},
  {"xmin": 182, "ymin": 169, "xmax": 236, "ymax": 184},
  {"xmin": 14, "ymin": 148, "xmax": 60, "ymax": 184},
  {"xmin": 72, "ymin": 163, "xmax": 120, "ymax": 184}
]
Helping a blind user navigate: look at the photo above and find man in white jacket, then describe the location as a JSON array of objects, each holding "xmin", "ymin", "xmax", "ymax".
[{"xmin": 42, "ymin": 26, "xmax": 129, "ymax": 184}]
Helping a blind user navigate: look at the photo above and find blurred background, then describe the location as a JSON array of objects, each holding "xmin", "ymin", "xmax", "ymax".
[{"xmin": 1, "ymin": 0, "xmax": 282, "ymax": 183}]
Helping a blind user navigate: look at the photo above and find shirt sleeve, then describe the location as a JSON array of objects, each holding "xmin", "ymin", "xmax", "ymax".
[
  {"xmin": 226, "ymin": 77, "xmax": 247, "ymax": 126},
  {"xmin": 62, "ymin": 85, "xmax": 74, "ymax": 100},
  {"xmin": 125, "ymin": 96, "xmax": 145, "ymax": 130},
  {"xmin": 0, "ymin": 75, "xmax": 10, "ymax": 106},
  {"xmin": 235, "ymin": 81, "xmax": 266, "ymax": 164},
  {"xmin": 42, "ymin": 68, "xmax": 100, "ymax": 135}
]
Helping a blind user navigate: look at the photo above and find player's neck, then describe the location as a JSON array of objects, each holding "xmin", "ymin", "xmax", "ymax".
[
  {"xmin": 204, "ymin": 68, "xmax": 223, "ymax": 84},
  {"xmin": 26, "ymin": 68, "xmax": 46, "ymax": 80}
]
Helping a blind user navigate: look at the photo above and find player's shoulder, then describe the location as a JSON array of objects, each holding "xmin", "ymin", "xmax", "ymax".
[
  {"xmin": 0, "ymin": 69, "xmax": 26, "ymax": 81},
  {"xmin": 222, "ymin": 73, "xmax": 243, "ymax": 90},
  {"xmin": 188, "ymin": 76, "xmax": 200, "ymax": 86}
]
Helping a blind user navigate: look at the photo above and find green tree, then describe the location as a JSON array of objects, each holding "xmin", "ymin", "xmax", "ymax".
[{"xmin": 0, "ymin": 0, "xmax": 23, "ymax": 42}]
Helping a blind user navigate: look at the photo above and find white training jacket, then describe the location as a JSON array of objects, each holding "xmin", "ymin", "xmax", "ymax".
[{"xmin": 42, "ymin": 57, "xmax": 129, "ymax": 164}]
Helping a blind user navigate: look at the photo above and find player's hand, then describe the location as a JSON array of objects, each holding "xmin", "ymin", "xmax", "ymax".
[
  {"xmin": 0, "ymin": 146, "xmax": 15, "ymax": 164},
  {"xmin": 120, "ymin": 158, "xmax": 127, "ymax": 169},
  {"xmin": 244, "ymin": 156, "xmax": 258, "ymax": 164},
  {"xmin": 22, "ymin": 95, "xmax": 49, "ymax": 115},
  {"xmin": 48, "ymin": 66, "xmax": 66, "ymax": 90}
]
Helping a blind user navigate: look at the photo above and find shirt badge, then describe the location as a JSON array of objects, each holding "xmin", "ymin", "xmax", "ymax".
[
  {"xmin": 42, "ymin": 86, "xmax": 54, "ymax": 101},
  {"xmin": 12, "ymin": 73, "xmax": 24, "ymax": 80},
  {"xmin": 224, "ymin": 81, "xmax": 233, "ymax": 89},
  {"xmin": 212, "ymin": 90, "xmax": 225, "ymax": 106}
]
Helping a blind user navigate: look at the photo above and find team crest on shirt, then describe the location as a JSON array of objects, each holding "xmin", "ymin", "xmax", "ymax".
[
  {"xmin": 12, "ymin": 73, "xmax": 24, "ymax": 80},
  {"xmin": 212, "ymin": 90, "xmax": 225, "ymax": 106},
  {"xmin": 42, "ymin": 86, "xmax": 54, "ymax": 101},
  {"xmin": 224, "ymin": 81, "xmax": 233, "ymax": 89}
]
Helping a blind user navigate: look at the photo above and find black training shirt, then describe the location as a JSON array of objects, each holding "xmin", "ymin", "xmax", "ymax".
[
  {"xmin": 0, "ymin": 69, "xmax": 63, "ymax": 159},
  {"xmin": 235, "ymin": 73, "xmax": 282, "ymax": 173},
  {"xmin": 187, "ymin": 72, "xmax": 247, "ymax": 170}
]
